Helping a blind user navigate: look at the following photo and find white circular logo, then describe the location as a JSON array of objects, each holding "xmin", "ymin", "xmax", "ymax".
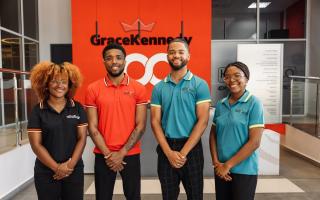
[{"xmin": 125, "ymin": 53, "xmax": 168, "ymax": 85}]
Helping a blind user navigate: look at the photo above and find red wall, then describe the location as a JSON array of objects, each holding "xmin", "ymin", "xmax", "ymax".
[
  {"xmin": 71, "ymin": 0, "xmax": 212, "ymax": 103},
  {"xmin": 286, "ymin": 0, "xmax": 305, "ymax": 38}
]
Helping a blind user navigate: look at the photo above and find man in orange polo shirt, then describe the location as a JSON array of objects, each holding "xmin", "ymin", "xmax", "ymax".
[{"xmin": 85, "ymin": 43, "xmax": 148, "ymax": 200}]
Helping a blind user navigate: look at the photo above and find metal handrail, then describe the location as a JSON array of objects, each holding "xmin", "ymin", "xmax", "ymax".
[
  {"xmin": 0, "ymin": 67, "xmax": 31, "ymax": 146},
  {"xmin": 0, "ymin": 68, "xmax": 30, "ymax": 75},
  {"xmin": 289, "ymin": 75, "xmax": 320, "ymax": 80}
]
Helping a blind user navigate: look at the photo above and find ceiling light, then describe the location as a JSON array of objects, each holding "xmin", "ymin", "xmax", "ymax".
[{"xmin": 248, "ymin": 2, "xmax": 271, "ymax": 9}]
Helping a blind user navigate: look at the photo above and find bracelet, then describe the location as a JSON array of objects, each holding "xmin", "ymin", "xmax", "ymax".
[{"xmin": 66, "ymin": 158, "xmax": 73, "ymax": 170}]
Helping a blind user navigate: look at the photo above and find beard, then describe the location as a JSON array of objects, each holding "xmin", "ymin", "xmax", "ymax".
[
  {"xmin": 168, "ymin": 59, "xmax": 188, "ymax": 71},
  {"xmin": 106, "ymin": 64, "xmax": 125, "ymax": 77}
]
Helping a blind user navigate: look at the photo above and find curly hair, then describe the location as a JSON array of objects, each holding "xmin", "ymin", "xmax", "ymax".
[{"xmin": 30, "ymin": 61, "xmax": 83, "ymax": 101}]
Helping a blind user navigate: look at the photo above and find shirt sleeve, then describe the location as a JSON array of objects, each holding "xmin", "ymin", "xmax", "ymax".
[
  {"xmin": 248, "ymin": 98, "xmax": 265, "ymax": 129},
  {"xmin": 135, "ymin": 83, "xmax": 149, "ymax": 105},
  {"xmin": 27, "ymin": 105, "xmax": 42, "ymax": 132},
  {"xmin": 150, "ymin": 84, "xmax": 161, "ymax": 107},
  {"xmin": 76, "ymin": 102, "xmax": 88, "ymax": 127},
  {"xmin": 196, "ymin": 79, "xmax": 212, "ymax": 105},
  {"xmin": 85, "ymin": 84, "xmax": 97, "ymax": 108}
]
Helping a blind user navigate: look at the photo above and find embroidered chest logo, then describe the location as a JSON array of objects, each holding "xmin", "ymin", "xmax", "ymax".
[
  {"xmin": 182, "ymin": 87, "xmax": 196, "ymax": 94},
  {"xmin": 66, "ymin": 115, "xmax": 80, "ymax": 119},
  {"xmin": 123, "ymin": 90, "xmax": 135, "ymax": 96},
  {"xmin": 235, "ymin": 109, "xmax": 248, "ymax": 115}
]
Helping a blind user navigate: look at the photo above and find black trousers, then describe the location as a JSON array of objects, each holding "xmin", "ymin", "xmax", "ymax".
[
  {"xmin": 215, "ymin": 173, "xmax": 258, "ymax": 200},
  {"xmin": 94, "ymin": 153, "xmax": 141, "ymax": 200},
  {"xmin": 34, "ymin": 167, "xmax": 84, "ymax": 200},
  {"xmin": 157, "ymin": 138, "xmax": 204, "ymax": 200}
]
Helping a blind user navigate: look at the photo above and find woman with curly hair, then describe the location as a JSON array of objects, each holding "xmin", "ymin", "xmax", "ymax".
[{"xmin": 27, "ymin": 61, "xmax": 88, "ymax": 200}]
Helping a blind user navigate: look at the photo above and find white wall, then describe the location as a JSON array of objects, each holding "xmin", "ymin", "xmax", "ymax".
[
  {"xmin": 0, "ymin": 144, "xmax": 35, "ymax": 199},
  {"xmin": 39, "ymin": 0, "xmax": 72, "ymax": 61}
]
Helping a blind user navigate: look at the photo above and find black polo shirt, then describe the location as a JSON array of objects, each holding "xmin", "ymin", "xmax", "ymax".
[{"xmin": 28, "ymin": 99, "xmax": 88, "ymax": 172}]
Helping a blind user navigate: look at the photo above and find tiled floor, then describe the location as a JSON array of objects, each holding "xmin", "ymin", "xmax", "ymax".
[
  {"xmin": 10, "ymin": 148, "xmax": 320, "ymax": 200},
  {"xmin": 84, "ymin": 178, "xmax": 304, "ymax": 194}
]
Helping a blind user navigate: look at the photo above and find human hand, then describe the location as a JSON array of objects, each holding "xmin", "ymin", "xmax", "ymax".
[
  {"xmin": 110, "ymin": 163, "xmax": 126, "ymax": 172},
  {"xmin": 214, "ymin": 162, "xmax": 232, "ymax": 181},
  {"xmin": 53, "ymin": 159, "xmax": 73, "ymax": 180},
  {"xmin": 167, "ymin": 150, "xmax": 187, "ymax": 168},
  {"xmin": 104, "ymin": 151, "xmax": 127, "ymax": 170}
]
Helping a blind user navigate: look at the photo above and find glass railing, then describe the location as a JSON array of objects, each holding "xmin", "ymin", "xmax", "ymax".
[
  {"xmin": 0, "ymin": 68, "xmax": 37, "ymax": 153},
  {"xmin": 288, "ymin": 75, "xmax": 320, "ymax": 138}
]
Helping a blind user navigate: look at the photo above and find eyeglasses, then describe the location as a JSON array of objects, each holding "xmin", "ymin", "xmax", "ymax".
[
  {"xmin": 50, "ymin": 79, "xmax": 68, "ymax": 85},
  {"xmin": 223, "ymin": 74, "xmax": 245, "ymax": 82}
]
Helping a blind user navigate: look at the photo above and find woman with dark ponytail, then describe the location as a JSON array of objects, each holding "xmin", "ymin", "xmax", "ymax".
[{"xmin": 210, "ymin": 61, "xmax": 265, "ymax": 200}]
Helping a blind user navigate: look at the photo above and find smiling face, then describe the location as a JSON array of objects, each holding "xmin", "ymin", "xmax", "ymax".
[
  {"xmin": 223, "ymin": 66, "xmax": 248, "ymax": 95},
  {"xmin": 48, "ymin": 73, "xmax": 69, "ymax": 99},
  {"xmin": 103, "ymin": 49, "xmax": 126, "ymax": 77},
  {"xmin": 167, "ymin": 41, "xmax": 190, "ymax": 71}
]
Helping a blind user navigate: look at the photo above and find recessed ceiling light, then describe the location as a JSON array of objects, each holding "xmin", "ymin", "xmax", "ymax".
[{"xmin": 248, "ymin": 2, "xmax": 271, "ymax": 8}]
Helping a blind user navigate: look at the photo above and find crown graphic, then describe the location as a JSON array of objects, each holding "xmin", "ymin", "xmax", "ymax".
[{"xmin": 120, "ymin": 19, "xmax": 155, "ymax": 32}]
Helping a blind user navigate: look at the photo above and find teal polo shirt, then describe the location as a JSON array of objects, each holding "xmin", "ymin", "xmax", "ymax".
[
  {"xmin": 151, "ymin": 70, "xmax": 211, "ymax": 138},
  {"xmin": 213, "ymin": 90, "xmax": 264, "ymax": 175}
]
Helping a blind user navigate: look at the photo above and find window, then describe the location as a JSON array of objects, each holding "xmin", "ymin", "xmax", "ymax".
[
  {"xmin": 23, "ymin": 0, "xmax": 38, "ymax": 39},
  {"xmin": 211, "ymin": 0, "xmax": 307, "ymax": 115},
  {"xmin": 260, "ymin": 0, "xmax": 306, "ymax": 39},
  {"xmin": 0, "ymin": 0, "xmax": 39, "ymax": 126},
  {"xmin": 212, "ymin": 0, "xmax": 257, "ymax": 39},
  {"xmin": 0, "ymin": 0, "xmax": 21, "ymax": 33},
  {"xmin": 1, "ymin": 31, "xmax": 21, "ymax": 71},
  {"xmin": 25, "ymin": 39, "xmax": 39, "ymax": 71}
]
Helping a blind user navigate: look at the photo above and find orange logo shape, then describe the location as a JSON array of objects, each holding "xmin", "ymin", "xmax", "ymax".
[{"xmin": 120, "ymin": 19, "xmax": 155, "ymax": 32}]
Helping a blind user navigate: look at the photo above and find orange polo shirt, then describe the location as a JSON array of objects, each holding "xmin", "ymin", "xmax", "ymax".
[{"xmin": 85, "ymin": 74, "xmax": 149, "ymax": 155}]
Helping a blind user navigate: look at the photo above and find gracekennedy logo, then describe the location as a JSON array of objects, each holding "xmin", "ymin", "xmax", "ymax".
[
  {"xmin": 90, "ymin": 18, "xmax": 192, "ymax": 46},
  {"xmin": 91, "ymin": 18, "xmax": 193, "ymax": 86},
  {"xmin": 90, "ymin": 34, "xmax": 192, "ymax": 46},
  {"xmin": 125, "ymin": 53, "xmax": 167, "ymax": 85},
  {"xmin": 120, "ymin": 19, "xmax": 155, "ymax": 32}
]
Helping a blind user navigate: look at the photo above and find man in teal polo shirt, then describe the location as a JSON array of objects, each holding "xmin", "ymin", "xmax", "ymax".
[{"xmin": 151, "ymin": 38, "xmax": 211, "ymax": 200}]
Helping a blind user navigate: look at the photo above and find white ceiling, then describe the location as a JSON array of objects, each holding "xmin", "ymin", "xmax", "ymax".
[{"xmin": 212, "ymin": 0, "xmax": 303, "ymax": 14}]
